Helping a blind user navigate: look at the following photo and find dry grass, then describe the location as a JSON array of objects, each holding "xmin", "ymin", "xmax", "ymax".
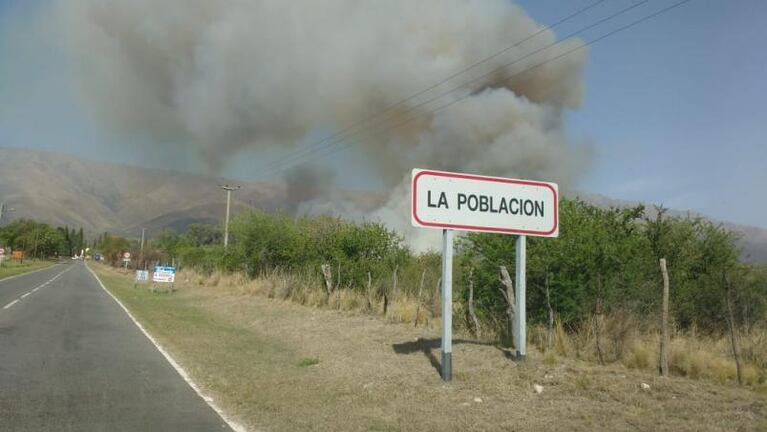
[
  {"xmin": 179, "ymin": 267, "xmax": 767, "ymax": 388},
  {"xmin": 178, "ymin": 267, "xmax": 446, "ymax": 331},
  {"xmin": 530, "ymin": 314, "xmax": 766, "ymax": 387}
]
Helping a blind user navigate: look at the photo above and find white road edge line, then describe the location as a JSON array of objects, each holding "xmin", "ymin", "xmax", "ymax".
[
  {"xmin": 0, "ymin": 265, "xmax": 77, "ymax": 314},
  {"xmin": 85, "ymin": 264, "xmax": 247, "ymax": 432}
]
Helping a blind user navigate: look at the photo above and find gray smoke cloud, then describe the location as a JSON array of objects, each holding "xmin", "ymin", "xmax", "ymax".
[
  {"xmin": 283, "ymin": 163, "xmax": 336, "ymax": 213},
  {"xmin": 56, "ymin": 0, "xmax": 591, "ymax": 250}
]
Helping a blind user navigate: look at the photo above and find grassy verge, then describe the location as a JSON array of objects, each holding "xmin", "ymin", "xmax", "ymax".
[
  {"xmin": 0, "ymin": 260, "xmax": 54, "ymax": 280},
  {"xmin": 91, "ymin": 263, "xmax": 767, "ymax": 432}
]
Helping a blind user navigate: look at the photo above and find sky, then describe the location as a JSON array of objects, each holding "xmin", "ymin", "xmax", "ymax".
[{"xmin": 1, "ymin": 0, "xmax": 765, "ymax": 228}]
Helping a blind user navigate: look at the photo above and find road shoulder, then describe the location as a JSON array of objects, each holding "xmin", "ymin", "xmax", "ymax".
[{"xmin": 86, "ymin": 263, "xmax": 247, "ymax": 432}]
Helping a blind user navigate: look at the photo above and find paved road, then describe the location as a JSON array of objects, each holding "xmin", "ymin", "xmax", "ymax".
[{"xmin": 0, "ymin": 262, "xmax": 233, "ymax": 431}]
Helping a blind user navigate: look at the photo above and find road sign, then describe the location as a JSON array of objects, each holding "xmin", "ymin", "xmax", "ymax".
[
  {"xmin": 135, "ymin": 270, "xmax": 149, "ymax": 282},
  {"xmin": 0, "ymin": 248, "xmax": 5, "ymax": 255},
  {"xmin": 411, "ymin": 168, "xmax": 559, "ymax": 381},
  {"xmin": 411, "ymin": 169, "xmax": 559, "ymax": 237},
  {"xmin": 123, "ymin": 252, "xmax": 131, "ymax": 259},
  {"xmin": 153, "ymin": 266, "xmax": 176, "ymax": 283}
]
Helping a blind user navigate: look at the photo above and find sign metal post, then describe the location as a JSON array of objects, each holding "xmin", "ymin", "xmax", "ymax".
[
  {"xmin": 440, "ymin": 229, "xmax": 454, "ymax": 381},
  {"xmin": 515, "ymin": 235, "xmax": 527, "ymax": 360}
]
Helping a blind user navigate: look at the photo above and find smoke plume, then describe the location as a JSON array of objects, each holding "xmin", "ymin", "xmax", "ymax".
[{"xmin": 56, "ymin": 0, "xmax": 591, "ymax": 249}]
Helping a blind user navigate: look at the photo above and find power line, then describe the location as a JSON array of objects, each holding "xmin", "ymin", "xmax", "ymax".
[
  {"xmin": 257, "ymin": 0, "xmax": 607, "ymax": 174},
  {"xmin": 260, "ymin": 0, "xmax": 692, "ymax": 178},
  {"xmin": 314, "ymin": 0, "xmax": 695, "ymax": 162},
  {"xmin": 257, "ymin": 0, "xmax": 653, "ymax": 178}
]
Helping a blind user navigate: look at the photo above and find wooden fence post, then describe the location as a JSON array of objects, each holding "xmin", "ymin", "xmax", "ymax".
[
  {"xmin": 499, "ymin": 266, "xmax": 516, "ymax": 349},
  {"xmin": 414, "ymin": 270, "xmax": 426, "ymax": 327},
  {"xmin": 545, "ymin": 272, "xmax": 554, "ymax": 351},
  {"xmin": 660, "ymin": 258, "xmax": 670, "ymax": 377},
  {"xmin": 321, "ymin": 264, "xmax": 333, "ymax": 295},
  {"xmin": 595, "ymin": 295, "xmax": 605, "ymax": 366},
  {"xmin": 725, "ymin": 275, "xmax": 743, "ymax": 385},
  {"xmin": 366, "ymin": 271, "xmax": 373, "ymax": 311},
  {"xmin": 467, "ymin": 268, "xmax": 481, "ymax": 337}
]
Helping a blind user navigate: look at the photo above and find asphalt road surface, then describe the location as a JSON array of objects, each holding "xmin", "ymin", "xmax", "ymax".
[{"xmin": 0, "ymin": 262, "xmax": 233, "ymax": 431}]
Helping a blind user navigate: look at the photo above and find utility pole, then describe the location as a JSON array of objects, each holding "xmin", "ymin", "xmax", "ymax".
[
  {"xmin": 140, "ymin": 227, "xmax": 147, "ymax": 270},
  {"xmin": 0, "ymin": 203, "xmax": 4, "ymax": 223},
  {"xmin": 220, "ymin": 185, "xmax": 241, "ymax": 248},
  {"xmin": 0, "ymin": 203, "xmax": 14, "ymax": 225}
]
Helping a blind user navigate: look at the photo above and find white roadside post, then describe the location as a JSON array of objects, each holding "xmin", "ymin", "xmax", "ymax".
[
  {"xmin": 411, "ymin": 169, "xmax": 558, "ymax": 381},
  {"xmin": 440, "ymin": 229, "xmax": 454, "ymax": 380},
  {"xmin": 515, "ymin": 235, "xmax": 527, "ymax": 360},
  {"xmin": 220, "ymin": 184, "xmax": 241, "ymax": 248}
]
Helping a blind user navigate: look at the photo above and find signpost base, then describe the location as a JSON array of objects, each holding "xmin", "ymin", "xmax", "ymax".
[
  {"xmin": 441, "ymin": 351, "xmax": 452, "ymax": 381},
  {"xmin": 515, "ymin": 235, "xmax": 527, "ymax": 361}
]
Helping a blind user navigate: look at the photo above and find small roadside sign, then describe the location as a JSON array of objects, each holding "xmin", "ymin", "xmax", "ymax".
[
  {"xmin": 123, "ymin": 252, "xmax": 131, "ymax": 259},
  {"xmin": 135, "ymin": 270, "xmax": 149, "ymax": 282},
  {"xmin": 153, "ymin": 266, "xmax": 176, "ymax": 283}
]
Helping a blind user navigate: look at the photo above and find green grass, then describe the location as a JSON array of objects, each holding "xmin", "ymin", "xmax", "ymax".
[{"xmin": 0, "ymin": 260, "xmax": 53, "ymax": 280}]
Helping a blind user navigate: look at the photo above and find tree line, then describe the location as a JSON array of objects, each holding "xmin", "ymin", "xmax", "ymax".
[
  {"xmin": 152, "ymin": 198, "xmax": 766, "ymax": 336},
  {"xmin": 5, "ymin": 200, "xmax": 766, "ymax": 337},
  {"xmin": 0, "ymin": 219, "xmax": 87, "ymax": 259}
]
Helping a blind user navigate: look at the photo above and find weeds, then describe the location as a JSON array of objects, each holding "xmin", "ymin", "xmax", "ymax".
[
  {"xmin": 574, "ymin": 373, "xmax": 592, "ymax": 391},
  {"xmin": 542, "ymin": 351, "xmax": 558, "ymax": 365},
  {"xmin": 296, "ymin": 357, "xmax": 320, "ymax": 368}
]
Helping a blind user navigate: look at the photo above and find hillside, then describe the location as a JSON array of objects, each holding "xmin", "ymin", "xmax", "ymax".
[
  {"xmin": 1, "ymin": 148, "xmax": 765, "ymax": 263},
  {"xmin": 0, "ymin": 148, "xmax": 284, "ymax": 236}
]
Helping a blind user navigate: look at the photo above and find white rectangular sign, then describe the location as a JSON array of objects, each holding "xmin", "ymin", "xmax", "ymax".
[
  {"xmin": 411, "ymin": 169, "xmax": 559, "ymax": 237},
  {"xmin": 135, "ymin": 270, "xmax": 149, "ymax": 282},
  {"xmin": 153, "ymin": 266, "xmax": 176, "ymax": 283}
]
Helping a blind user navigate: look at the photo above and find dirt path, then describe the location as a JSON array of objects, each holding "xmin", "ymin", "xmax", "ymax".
[{"xmin": 96, "ymin": 265, "xmax": 767, "ymax": 431}]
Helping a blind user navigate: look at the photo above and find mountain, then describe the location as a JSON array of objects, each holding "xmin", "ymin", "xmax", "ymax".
[
  {"xmin": 1, "ymin": 148, "xmax": 766, "ymax": 263},
  {"xmin": 0, "ymin": 148, "xmax": 284, "ymax": 236}
]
